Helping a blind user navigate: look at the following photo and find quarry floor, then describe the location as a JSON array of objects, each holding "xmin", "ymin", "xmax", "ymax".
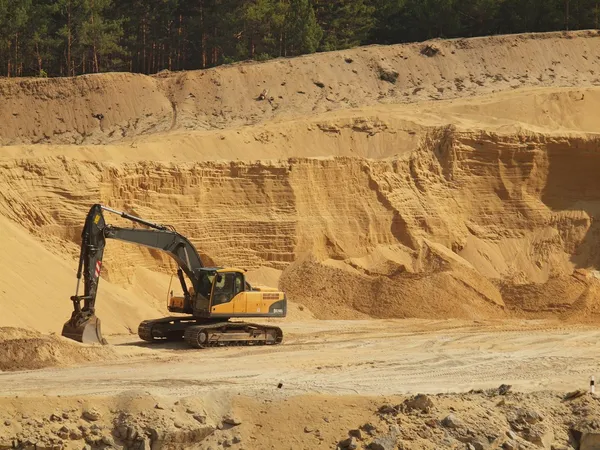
[{"xmin": 3, "ymin": 319, "xmax": 598, "ymax": 399}]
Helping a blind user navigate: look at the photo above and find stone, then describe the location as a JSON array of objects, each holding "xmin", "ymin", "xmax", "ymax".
[
  {"xmin": 61, "ymin": 413, "xmax": 70, "ymax": 420},
  {"xmin": 581, "ymin": 432, "xmax": 600, "ymax": 450},
  {"xmin": 506, "ymin": 430, "xmax": 517, "ymax": 440},
  {"xmin": 173, "ymin": 421, "xmax": 184, "ymax": 429},
  {"xmin": 348, "ymin": 429, "xmax": 362, "ymax": 439},
  {"xmin": 564, "ymin": 390, "xmax": 586, "ymax": 400},
  {"xmin": 378, "ymin": 405, "xmax": 396, "ymax": 415},
  {"xmin": 186, "ymin": 408, "xmax": 196, "ymax": 414},
  {"xmin": 84, "ymin": 435, "xmax": 102, "ymax": 445},
  {"xmin": 223, "ymin": 439, "xmax": 232, "ymax": 447},
  {"xmin": 523, "ymin": 427, "xmax": 554, "ymax": 449},
  {"xmin": 378, "ymin": 65, "xmax": 399, "ymax": 84},
  {"xmin": 486, "ymin": 433, "xmax": 499, "ymax": 443},
  {"xmin": 469, "ymin": 440, "xmax": 487, "ymax": 450},
  {"xmin": 367, "ymin": 444, "xmax": 385, "ymax": 450},
  {"xmin": 3, "ymin": 420, "xmax": 10, "ymax": 426},
  {"xmin": 498, "ymin": 384, "xmax": 512, "ymax": 395},
  {"xmin": 101, "ymin": 435, "xmax": 115, "ymax": 446},
  {"xmin": 193, "ymin": 414, "xmax": 206, "ymax": 424},
  {"xmin": 367, "ymin": 433, "xmax": 397, "ymax": 450},
  {"xmin": 115, "ymin": 425, "xmax": 128, "ymax": 439},
  {"xmin": 420, "ymin": 43, "xmax": 442, "ymax": 57},
  {"xmin": 442, "ymin": 414, "xmax": 463, "ymax": 429},
  {"xmin": 56, "ymin": 425, "xmax": 70, "ymax": 439},
  {"xmin": 232, "ymin": 435, "xmax": 242, "ymax": 444},
  {"xmin": 49, "ymin": 414, "xmax": 62, "ymax": 422},
  {"xmin": 502, "ymin": 442, "xmax": 516, "ymax": 450},
  {"xmin": 69, "ymin": 429, "xmax": 83, "ymax": 440},
  {"xmin": 360, "ymin": 423, "xmax": 377, "ymax": 436},
  {"xmin": 154, "ymin": 404, "xmax": 165, "ymax": 410},
  {"xmin": 82, "ymin": 408, "xmax": 101, "ymax": 422},
  {"xmin": 425, "ymin": 418, "xmax": 438, "ymax": 428},
  {"xmin": 304, "ymin": 426, "xmax": 314, "ymax": 433},
  {"xmin": 339, "ymin": 437, "xmax": 358, "ymax": 449},
  {"xmin": 126, "ymin": 426, "xmax": 139, "ymax": 440},
  {"xmin": 223, "ymin": 415, "xmax": 242, "ymax": 426},
  {"xmin": 403, "ymin": 394, "xmax": 434, "ymax": 413}
]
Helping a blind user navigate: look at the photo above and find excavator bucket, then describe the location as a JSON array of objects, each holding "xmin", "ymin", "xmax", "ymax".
[{"xmin": 61, "ymin": 315, "xmax": 107, "ymax": 345}]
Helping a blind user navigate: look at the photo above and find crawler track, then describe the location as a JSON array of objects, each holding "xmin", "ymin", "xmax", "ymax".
[
  {"xmin": 139, "ymin": 317, "xmax": 283, "ymax": 349},
  {"xmin": 138, "ymin": 316, "xmax": 205, "ymax": 342},
  {"xmin": 184, "ymin": 322, "xmax": 283, "ymax": 349}
]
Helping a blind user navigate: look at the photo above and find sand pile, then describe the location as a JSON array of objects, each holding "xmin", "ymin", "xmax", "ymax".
[
  {"xmin": 0, "ymin": 327, "xmax": 116, "ymax": 371},
  {"xmin": 280, "ymin": 250, "xmax": 504, "ymax": 320},
  {"xmin": 0, "ymin": 30, "xmax": 598, "ymax": 146}
]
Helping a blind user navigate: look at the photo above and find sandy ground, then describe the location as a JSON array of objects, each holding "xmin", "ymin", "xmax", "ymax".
[{"xmin": 1, "ymin": 319, "xmax": 597, "ymax": 398}]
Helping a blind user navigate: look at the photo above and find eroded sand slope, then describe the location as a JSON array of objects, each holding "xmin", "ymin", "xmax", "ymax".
[{"xmin": 1, "ymin": 31, "xmax": 600, "ymax": 333}]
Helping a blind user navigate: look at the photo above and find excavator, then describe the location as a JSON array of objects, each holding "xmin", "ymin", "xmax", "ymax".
[{"xmin": 61, "ymin": 204, "xmax": 286, "ymax": 349}]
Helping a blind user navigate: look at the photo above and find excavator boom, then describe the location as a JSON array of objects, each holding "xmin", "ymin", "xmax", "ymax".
[{"xmin": 62, "ymin": 204, "xmax": 200, "ymax": 344}]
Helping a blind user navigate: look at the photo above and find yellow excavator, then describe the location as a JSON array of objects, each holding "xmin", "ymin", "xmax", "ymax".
[{"xmin": 61, "ymin": 204, "xmax": 286, "ymax": 348}]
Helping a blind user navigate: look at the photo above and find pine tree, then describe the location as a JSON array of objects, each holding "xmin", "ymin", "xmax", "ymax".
[
  {"xmin": 314, "ymin": 0, "xmax": 375, "ymax": 51},
  {"xmin": 0, "ymin": 0, "xmax": 32, "ymax": 76},
  {"xmin": 79, "ymin": 0, "xmax": 123, "ymax": 72},
  {"xmin": 285, "ymin": 0, "xmax": 322, "ymax": 55},
  {"xmin": 26, "ymin": 0, "xmax": 61, "ymax": 76}
]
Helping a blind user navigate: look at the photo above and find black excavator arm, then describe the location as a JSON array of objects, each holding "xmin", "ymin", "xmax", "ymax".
[{"xmin": 61, "ymin": 204, "xmax": 204, "ymax": 344}]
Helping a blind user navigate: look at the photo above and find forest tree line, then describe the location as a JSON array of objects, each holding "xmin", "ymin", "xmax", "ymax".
[{"xmin": 0, "ymin": 0, "xmax": 598, "ymax": 78}]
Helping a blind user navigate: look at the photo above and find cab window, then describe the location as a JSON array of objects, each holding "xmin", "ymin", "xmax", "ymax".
[
  {"xmin": 234, "ymin": 273, "xmax": 244, "ymax": 295},
  {"xmin": 212, "ymin": 273, "xmax": 235, "ymax": 305}
]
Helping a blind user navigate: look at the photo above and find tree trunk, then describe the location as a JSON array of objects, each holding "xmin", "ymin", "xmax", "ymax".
[
  {"xmin": 92, "ymin": 0, "xmax": 99, "ymax": 73},
  {"xmin": 15, "ymin": 33, "xmax": 19, "ymax": 76},
  {"xmin": 36, "ymin": 42, "xmax": 43, "ymax": 74},
  {"xmin": 7, "ymin": 40, "xmax": 11, "ymax": 77},
  {"xmin": 67, "ymin": 0, "xmax": 72, "ymax": 76},
  {"xmin": 142, "ymin": 17, "xmax": 147, "ymax": 73},
  {"xmin": 565, "ymin": 0, "xmax": 569, "ymax": 30}
]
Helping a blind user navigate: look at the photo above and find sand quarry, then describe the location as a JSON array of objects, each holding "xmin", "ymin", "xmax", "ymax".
[{"xmin": 1, "ymin": 30, "xmax": 600, "ymax": 449}]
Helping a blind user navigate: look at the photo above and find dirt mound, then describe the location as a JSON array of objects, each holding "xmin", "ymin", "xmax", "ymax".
[
  {"xmin": 501, "ymin": 270, "xmax": 600, "ymax": 322},
  {"xmin": 0, "ymin": 30, "xmax": 598, "ymax": 145},
  {"xmin": 0, "ymin": 328, "xmax": 116, "ymax": 371},
  {"xmin": 3, "ymin": 389, "xmax": 593, "ymax": 450},
  {"xmin": 280, "ymin": 248, "xmax": 504, "ymax": 320},
  {"xmin": 234, "ymin": 390, "xmax": 600, "ymax": 450}
]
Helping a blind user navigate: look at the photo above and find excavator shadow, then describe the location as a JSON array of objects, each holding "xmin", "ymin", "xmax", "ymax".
[{"xmin": 114, "ymin": 339, "xmax": 193, "ymax": 351}]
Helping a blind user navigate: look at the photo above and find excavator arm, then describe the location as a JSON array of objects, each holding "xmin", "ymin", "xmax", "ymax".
[{"xmin": 61, "ymin": 204, "xmax": 204, "ymax": 344}]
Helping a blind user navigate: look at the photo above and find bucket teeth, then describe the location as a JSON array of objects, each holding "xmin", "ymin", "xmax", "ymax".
[{"xmin": 61, "ymin": 314, "xmax": 107, "ymax": 345}]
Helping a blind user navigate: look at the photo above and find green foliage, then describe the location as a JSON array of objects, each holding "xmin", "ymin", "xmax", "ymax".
[
  {"xmin": 315, "ymin": 0, "xmax": 375, "ymax": 50},
  {"xmin": 285, "ymin": 0, "xmax": 322, "ymax": 55},
  {"xmin": 0, "ymin": 0, "xmax": 597, "ymax": 77}
]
